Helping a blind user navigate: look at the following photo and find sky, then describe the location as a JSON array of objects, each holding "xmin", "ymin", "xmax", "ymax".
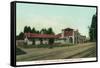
[{"xmin": 16, "ymin": 3, "xmax": 96, "ymax": 37}]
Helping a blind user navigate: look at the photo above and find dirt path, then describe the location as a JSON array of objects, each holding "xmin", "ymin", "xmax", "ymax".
[{"xmin": 17, "ymin": 42, "xmax": 96, "ymax": 61}]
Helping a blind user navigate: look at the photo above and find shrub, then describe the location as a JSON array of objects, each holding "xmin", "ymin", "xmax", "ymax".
[
  {"xmin": 16, "ymin": 47, "xmax": 26, "ymax": 55},
  {"xmin": 18, "ymin": 43, "xmax": 74, "ymax": 49}
]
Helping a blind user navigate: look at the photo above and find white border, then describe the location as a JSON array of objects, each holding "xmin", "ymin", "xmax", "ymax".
[{"xmin": 16, "ymin": 57, "xmax": 96, "ymax": 65}]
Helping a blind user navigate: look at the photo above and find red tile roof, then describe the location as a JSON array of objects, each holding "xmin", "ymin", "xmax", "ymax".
[
  {"xmin": 25, "ymin": 33, "xmax": 59, "ymax": 38},
  {"xmin": 56, "ymin": 33, "xmax": 62, "ymax": 37},
  {"xmin": 64, "ymin": 31, "xmax": 73, "ymax": 36},
  {"xmin": 25, "ymin": 29, "xmax": 73, "ymax": 39},
  {"xmin": 62, "ymin": 28, "xmax": 73, "ymax": 31}
]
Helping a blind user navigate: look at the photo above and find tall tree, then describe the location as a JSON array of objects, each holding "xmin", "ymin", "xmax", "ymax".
[
  {"xmin": 31, "ymin": 27, "xmax": 35, "ymax": 45},
  {"xmin": 27, "ymin": 26, "xmax": 32, "ymax": 33},
  {"xmin": 31, "ymin": 27, "xmax": 36, "ymax": 33},
  {"xmin": 40, "ymin": 28, "xmax": 48, "ymax": 34},
  {"xmin": 24, "ymin": 26, "xmax": 28, "ymax": 33},
  {"xmin": 24, "ymin": 26, "xmax": 32, "ymax": 33},
  {"xmin": 47, "ymin": 28, "xmax": 54, "ymax": 34},
  {"xmin": 47, "ymin": 28, "xmax": 55, "ymax": 45},
  {"xmin": 89, "ymin": 13, "xmax": 97, "ymax": 41}
]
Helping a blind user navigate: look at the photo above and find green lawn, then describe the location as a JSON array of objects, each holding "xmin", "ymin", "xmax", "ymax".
[{"xmin": 16, "ymin": 42, "xmax": 96, "ymax": 62}]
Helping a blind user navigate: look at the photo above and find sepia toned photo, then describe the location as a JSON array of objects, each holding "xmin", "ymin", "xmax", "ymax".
[{"xmin": 12, "ymin": 1, "xmax": 97, "ymax": 66}]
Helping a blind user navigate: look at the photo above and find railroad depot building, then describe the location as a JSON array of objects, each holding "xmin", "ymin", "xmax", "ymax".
[{"xmin": 20, "ymin": 28, "xmax": 86, "ymax": 45}]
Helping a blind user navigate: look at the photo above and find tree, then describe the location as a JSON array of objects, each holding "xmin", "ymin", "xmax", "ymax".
[
  {"xmin": 36, "ymin": 30, "xmax": 40, "ymax": 34},
  {"xmin": 27, "ymin": 26, "xmax": 32, "ymax": 33},
  {"xmin": 31, "ymin": 27, "xmax": 36, "ymax": 33},
  {"xmin": 89, "ymin": 13, "xmax": 97, "ymax": 42},
  {"xmin": 47, "ymin": 28, "xmax": 54, "ymax": 34},
  {"xmin": 44, "ymin": 28, "xmax": 48, "ymax": 34},
  {"xmin": 16, "ymin": 32, "xmax": 24, "ymax": 40},
  {"xmin": 24, "ymin": 26, "xmax": 32, "ymax": 33},
  {"xmin": 40, "ymin": 28, "xmax": 48, "ymax": 34},
  {"xmin": 24, "ymin": 26, "xmax": 28, "ymax": 33},
  {"xmin": 47, "ymin": 28, "xmax": 55, "ymax": 45}
]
